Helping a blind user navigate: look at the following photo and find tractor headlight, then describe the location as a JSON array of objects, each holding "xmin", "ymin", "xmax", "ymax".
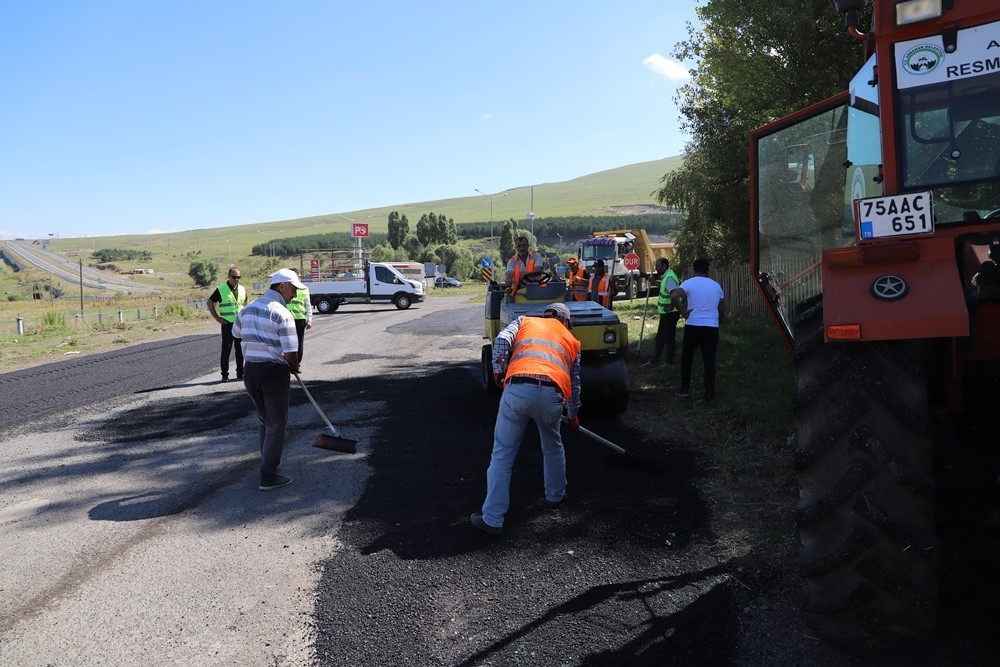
[
  {"xmin": 604, "ymin": 331, "xmax": 616, "ymax": 344},
  {"xmin": 896, "ymin": 0, "xmax": 942, "ymax": 26}
]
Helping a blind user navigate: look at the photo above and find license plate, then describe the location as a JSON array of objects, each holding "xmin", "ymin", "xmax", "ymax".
[{"xmin": 856, "ymin": 191, "xmax": 934, "ymax": 239}]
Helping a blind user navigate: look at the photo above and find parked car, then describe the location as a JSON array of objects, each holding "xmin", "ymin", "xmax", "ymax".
[{"xmin": 435, "ymin": 277, "xmax": 463, "ymax": 288}]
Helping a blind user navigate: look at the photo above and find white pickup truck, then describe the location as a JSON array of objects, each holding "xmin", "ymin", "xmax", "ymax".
[{"xmin": 307, "ymin": 261, "xmax": 425, "ymax": 313}]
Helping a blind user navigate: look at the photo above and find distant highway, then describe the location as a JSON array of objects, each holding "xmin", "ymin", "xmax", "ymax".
[{"xmin": 1, "ymin": 240, "xmax": 160, "ymax": 293}]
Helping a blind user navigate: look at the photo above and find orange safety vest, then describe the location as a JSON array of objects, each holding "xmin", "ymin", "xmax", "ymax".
[
  {"xmin": 588, "ymin": 274, "xmax": 613, "ymax": 308},
  {"xmin": 566, "ymin": 267, "xmax": 588, "ymax": 301},
  {"xmin": 508, "ymin": 253, "xmax": 538, "ymax": 296},
  {"xmin": 504, "ymin": 317, "xmax": 580, "ymax": 399}
]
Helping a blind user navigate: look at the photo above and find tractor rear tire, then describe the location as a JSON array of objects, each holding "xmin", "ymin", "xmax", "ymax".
[{"xmin": 793, "ymin": 296, "xmax": 937, "ymax": 647}]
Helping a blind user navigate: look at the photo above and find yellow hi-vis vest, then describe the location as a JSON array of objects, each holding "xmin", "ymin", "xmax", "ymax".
[
  {"xmin": 286, "ymin": 288, "xmax": 309, "ymax": 320},
  {"xmin": 217, "ymin": 283, "xmax": 246, "ymax": 323},
  {"xmin": 657, "ymin": 268, "xmax": 679, "ymax": 315}
]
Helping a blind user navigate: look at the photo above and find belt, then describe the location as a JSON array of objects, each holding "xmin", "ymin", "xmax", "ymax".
[{"xmin": 508, "ymin": 376, "xmax": 559, "ymax": 390}]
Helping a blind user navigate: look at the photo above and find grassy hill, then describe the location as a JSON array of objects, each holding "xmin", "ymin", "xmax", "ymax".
[{"xmin": 3, "ymin": 156, "xmax": 682, "ymax": 303}]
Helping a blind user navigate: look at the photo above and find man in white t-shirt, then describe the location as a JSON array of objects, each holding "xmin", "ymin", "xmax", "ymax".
[{"xmin": 670, "ymin": 258, "xmax": 725, "ymax": 401}]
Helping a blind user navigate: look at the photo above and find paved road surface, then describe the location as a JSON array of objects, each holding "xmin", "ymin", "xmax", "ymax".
[{"xmin": 9, "ymin": 294, "xmax": 983, "ymax": 665}]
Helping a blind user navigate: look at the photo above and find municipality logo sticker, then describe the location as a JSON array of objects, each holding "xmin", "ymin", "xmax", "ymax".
[{"xmin": 902, "ymin": 45, "xmax": 943, "ymax": 75}]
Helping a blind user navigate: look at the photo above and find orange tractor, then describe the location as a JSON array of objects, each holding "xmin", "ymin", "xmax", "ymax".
[{"xmin": 750, "ymin": 0, "xmax": 1000, "ymax": 647}]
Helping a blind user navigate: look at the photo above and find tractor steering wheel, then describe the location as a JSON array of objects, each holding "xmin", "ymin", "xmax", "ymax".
[{"xmin": 517, "ymin": 270, "xmax": 552, "ymax": 289}]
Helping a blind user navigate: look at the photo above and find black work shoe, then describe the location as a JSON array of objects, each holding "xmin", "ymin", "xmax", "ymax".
[
  {"xmin": 236, "ymin": 373, "xmax": 244, "ymax": 380},
  {"xmin": 544, "ymin": 493, "xmax": 567, "ymax": 509},
  {"xmin": 470, "ymin": 513, "xmax": 502, "ymax": 535},
  {"xmin": 221, "ymin": 375, "xmax": 230, "ymax": 383},
  {"xmin": 259, "ymin": 475, "xmax": 293, "ymax": 491}
]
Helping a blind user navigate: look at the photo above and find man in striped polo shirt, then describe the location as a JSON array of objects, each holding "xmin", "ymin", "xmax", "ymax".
[{"xmin": 232, "ymin": 268, "xmax": 305, "ymax": 491}]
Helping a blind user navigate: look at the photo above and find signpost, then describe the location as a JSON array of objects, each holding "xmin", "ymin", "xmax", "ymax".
[{"xmin": 623, "ymin": 252, "xmax": 641, "ymax": 271}]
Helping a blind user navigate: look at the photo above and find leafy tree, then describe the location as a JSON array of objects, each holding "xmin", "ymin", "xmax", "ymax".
[
  {"xmin": 498, "ymin": 219, "xmax": 517, "ymax": 259},
  {"xmin": 415, "ymin": 215, "xmax": 433, "ymax": 247},
  {"xmin": 402, "ymin": 234, "xmax": 423, "ymax": 260},
  {"xmin": 188, "ymin": 259, "xmax": 218, "ymax": 287},
  {"xmin": 387, "ymin": 211, "xmax": 409, "ymax": 250},
  {"xmin": 656, "ymin": 0, "xmax": 863, "ymax": 266}
]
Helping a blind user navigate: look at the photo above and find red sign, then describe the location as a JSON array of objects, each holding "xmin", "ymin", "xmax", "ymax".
[
  {"xmin": 310, "ymin": 259, "xmax": 320, "ymax": 281},
  {"xmin": 352, "ymin": 223, "xmax": 370, "ymax": 238},
  {"xmin": 623, "ymin": 252, "xmax": 641, "ymax": 271}
]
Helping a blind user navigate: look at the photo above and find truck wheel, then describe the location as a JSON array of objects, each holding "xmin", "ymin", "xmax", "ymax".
[
  {"xmin": 316, "ymin": 298, "xmax": 338, "ymax": 314},
  {"xmin": 794, "ymin": 296, "xmax": 937, "ymax": 647},
  {"xmin": 482, "ymin": 344, "xmax": 499, "ymax": 393},
  {"xmin": 394, "ymin": 294, "xmax": 412, "ymax": 310},
  {"xmin": 625, "ymin": 277, "xmax": 637, "ymax": 301}
]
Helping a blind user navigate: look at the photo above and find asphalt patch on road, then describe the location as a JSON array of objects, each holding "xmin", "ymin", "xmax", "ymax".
[{"xmin": 311, "ymin": 362, "xmax": 742, "ymax": 665}]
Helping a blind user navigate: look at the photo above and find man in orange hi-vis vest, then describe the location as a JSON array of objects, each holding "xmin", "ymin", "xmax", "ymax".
[
  {"xmin": 564, "ymin": 256, "xmax": 589, "ymax": 302},
  {"xmin": 471, "ymin": 302, "xmax": 582, "ymax": 535},
  {"xmin": 587, "ymin": 259, "xmax": 616, "ymax": 309},
  {"xmin": 504, "ymin": 236, "xmax": 544, "ymax": 297}
]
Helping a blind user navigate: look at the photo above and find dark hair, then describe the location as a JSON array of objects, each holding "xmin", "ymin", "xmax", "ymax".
[
  {"xmin": 656, "ymin": 257, "xmax": 669, "ymax": 269},
  {"xmin": 693, "ymin": 258, "xmax": 710, "ymax": 273}
]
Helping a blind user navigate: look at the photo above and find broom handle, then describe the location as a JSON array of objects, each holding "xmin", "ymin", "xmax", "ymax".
[
  {"xmin": 294, "ymin": 373, "xmax": 342, "ymax": 437},
  {"xmin": 562, "ymin": 416, "xmax": 627, "ymax": 455},
  {"xmin": 637, "ymin": 287, "xmax": 651, "ymax": 352}
]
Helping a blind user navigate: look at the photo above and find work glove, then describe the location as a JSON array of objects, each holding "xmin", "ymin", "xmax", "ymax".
[{"xmin": 567, "ymin": 415, "xmax": 580, "ymax": 430}]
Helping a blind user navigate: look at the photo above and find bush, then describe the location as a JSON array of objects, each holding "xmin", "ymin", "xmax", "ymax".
[
  {"xmin": 188, "ymin": 260, "xmax": 219, "ymax": 287},
  {"xmin": 42, "ymin": 311, "xmax": 66, "ymax": 328},
  {"xmin": 162, "ymin": 302, "xmax": 189, "ymax": 317}
]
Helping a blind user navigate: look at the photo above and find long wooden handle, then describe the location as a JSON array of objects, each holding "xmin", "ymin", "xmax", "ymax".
[
  {"xmin": 294, "ymin": 373, "xmax": 342, "ymax": 437},
  {"xmin": 562, "ymin": 416, "xmax": 627, "ymax": 455}
]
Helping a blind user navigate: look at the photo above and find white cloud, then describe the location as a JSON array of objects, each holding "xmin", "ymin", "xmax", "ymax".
[
  {"xmin": 643, "ymin": 54, "xmax": 690, "ymax": 81},
  {"xmin": 481, "ymin": 112, "xmax": 492, "ymax": 121},
  {"xmin": 147, "ymin": 228, "xmax": 180, "ymax": 234}
]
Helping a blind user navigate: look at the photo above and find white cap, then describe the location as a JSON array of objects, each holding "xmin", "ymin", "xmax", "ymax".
[{"xmin": 269, "ymin": 268, "xmax": 306, "ymax": 290}]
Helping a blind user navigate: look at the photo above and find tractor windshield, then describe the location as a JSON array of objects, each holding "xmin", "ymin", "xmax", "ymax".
[
  {"xmin": 895, "ymin": 21, "xmax": 1000, "ymax": 223},
  {"xmin": 752, "ymin": 98, "xmax": 851, "ymax": 340}
]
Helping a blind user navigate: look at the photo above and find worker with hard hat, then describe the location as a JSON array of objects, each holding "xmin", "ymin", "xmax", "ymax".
[{"xmin": 471, "ymin": 302, "xmax": 582, "ymax": 535}]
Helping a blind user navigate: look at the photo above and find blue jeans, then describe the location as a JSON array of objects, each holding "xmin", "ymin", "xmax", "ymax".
[{"xmin": 482, "ymin": 382, "xmax": 567, "ymax": 528}]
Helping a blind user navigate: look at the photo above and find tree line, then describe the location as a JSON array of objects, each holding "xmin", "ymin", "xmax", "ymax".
[
  {"xmin": 249, "ymin": 212, "xmax": 683, "ymax": 282},
  {"xmin": 654, "ymin": 0, "xmax": 866, "ymax": 267}
]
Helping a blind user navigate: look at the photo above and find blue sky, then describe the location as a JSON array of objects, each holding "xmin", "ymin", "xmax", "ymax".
[{"xmin": 0, "ymin": 1, "xmax": 700, "ymax": 239}]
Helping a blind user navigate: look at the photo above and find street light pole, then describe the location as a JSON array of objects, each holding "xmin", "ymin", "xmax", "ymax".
[{"xmin": 475, "ymin": 189, "xmax": 506, "ymax": 249}]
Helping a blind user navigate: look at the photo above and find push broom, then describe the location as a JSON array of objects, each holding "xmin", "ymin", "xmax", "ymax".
[{"xmin": 294, "ymin": 373, "xmax": 358, "ymax": 453}]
